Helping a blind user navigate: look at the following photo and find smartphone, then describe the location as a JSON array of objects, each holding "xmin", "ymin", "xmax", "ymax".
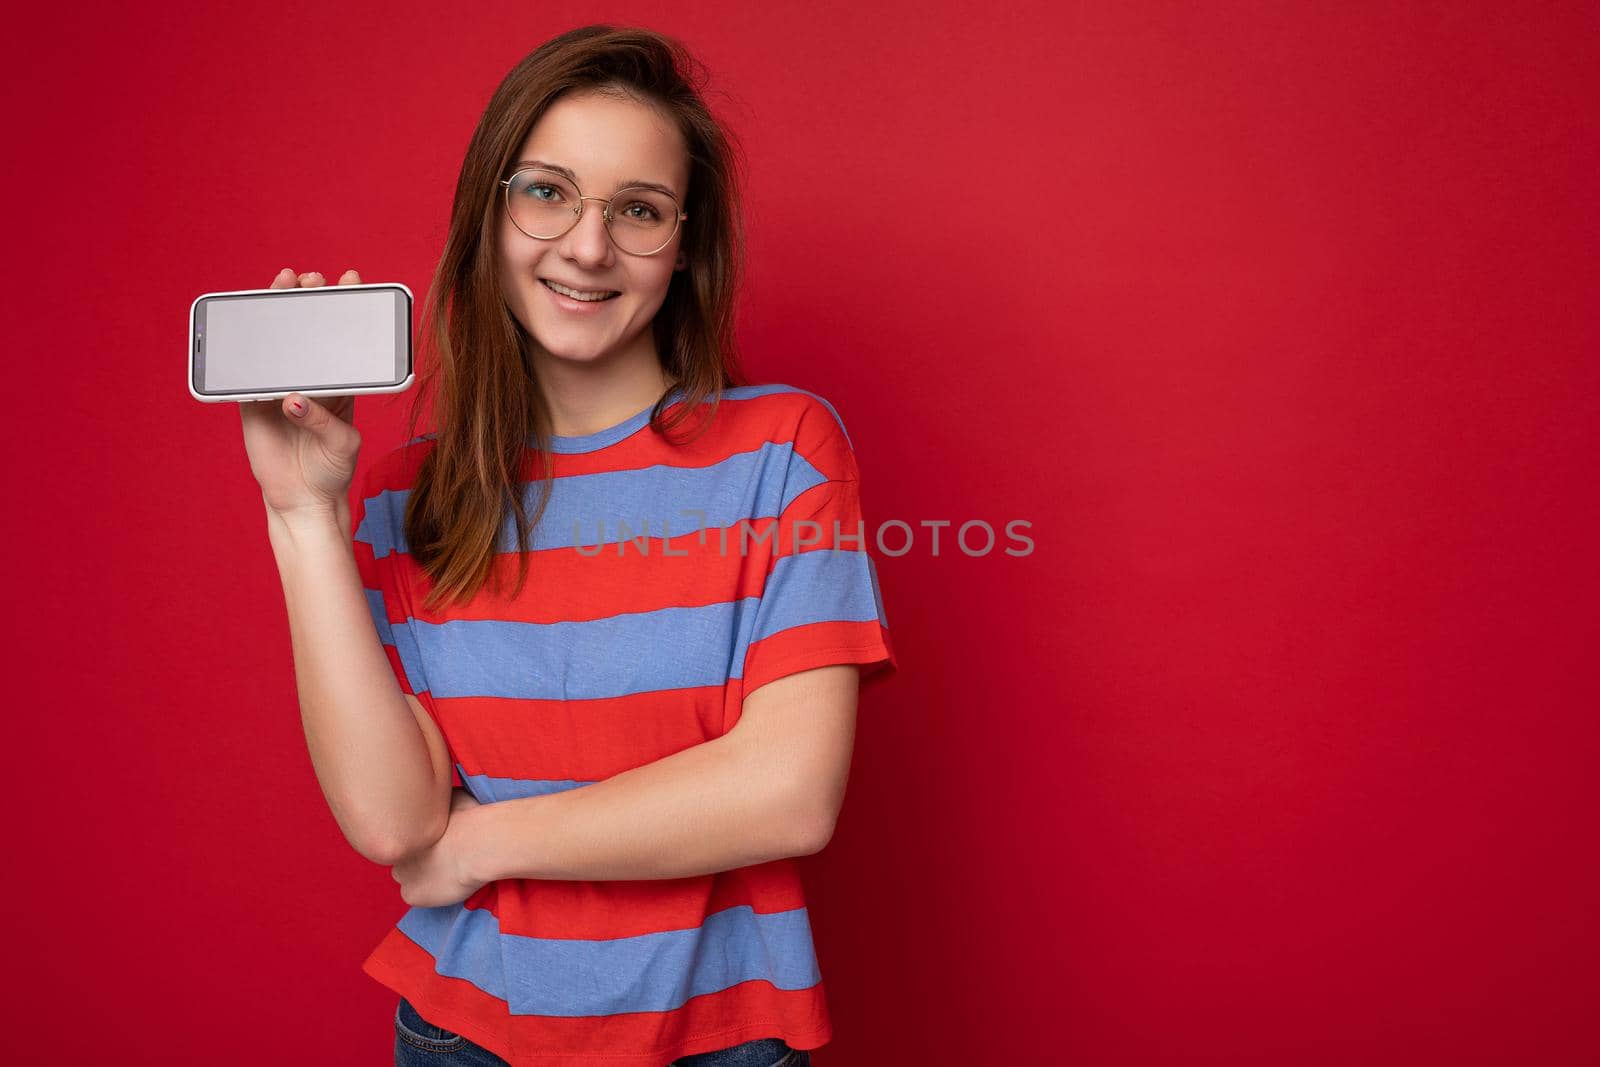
[{"xmin": 188, "ymin": 281, "xmax": 413, "ymax": 402}]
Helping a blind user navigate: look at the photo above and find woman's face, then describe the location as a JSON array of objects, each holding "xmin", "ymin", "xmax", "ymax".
[{"xmin": 497, "ymin": 91, "xmax": 690, "ymax": 371}]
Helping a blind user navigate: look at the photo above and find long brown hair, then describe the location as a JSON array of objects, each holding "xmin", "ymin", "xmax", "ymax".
[{"xmin": 394, "ymin": 25, "xmax": 750, "ymax": 611}]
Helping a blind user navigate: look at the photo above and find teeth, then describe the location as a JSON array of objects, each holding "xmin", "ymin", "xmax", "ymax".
[{"xmin": 543, "ymin": 279, "xmax": 617, "ymax": 301}]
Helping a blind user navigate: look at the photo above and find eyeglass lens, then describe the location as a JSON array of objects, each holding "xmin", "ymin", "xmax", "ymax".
[{"xmin": 505, "ymin": 169, "xmax": 681, "ymax": 254}]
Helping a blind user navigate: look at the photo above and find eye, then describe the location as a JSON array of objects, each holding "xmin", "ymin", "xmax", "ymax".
[{"xmin": 619, "ymin": 199, "xmax": 662, "ymax": 221}]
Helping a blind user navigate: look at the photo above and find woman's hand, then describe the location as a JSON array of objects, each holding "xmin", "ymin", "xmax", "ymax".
[
  {"xmin": 391, "ymin": 792, "xmax": 493, "ymax": 908},
  {"xmin": 238, "ymin": 268, "xmax": 366, "ymax": 521}
]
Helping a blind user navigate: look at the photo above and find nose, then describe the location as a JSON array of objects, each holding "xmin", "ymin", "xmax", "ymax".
[{"xmin": 559, "ymin": 195, "xmax": 616, "ymax": 264}]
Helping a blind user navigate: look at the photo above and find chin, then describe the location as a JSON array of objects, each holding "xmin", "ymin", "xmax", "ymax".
[
  {"xmin": 535, "ymin": 340, "xmax": 604, "ymax": 362},
  {"xmin": 531, "ymin": 330, "xmax": 614, "ymax": 362}
]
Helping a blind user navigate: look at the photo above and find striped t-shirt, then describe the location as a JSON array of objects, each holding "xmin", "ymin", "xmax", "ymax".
[{"xmin": 351, "ymin": 382, "xmax": 896, "ymax": 1065}]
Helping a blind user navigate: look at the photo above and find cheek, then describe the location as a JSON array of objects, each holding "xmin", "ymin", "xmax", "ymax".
[
  {"xmin": 629, "ymin": 278, "xmax": 673, "ymax": 319},
  {"xmin": 495, "ymin": 248, "xmax": 540, "ymax": 335},
  {"xmin": 628, "ymin": 264, "xmax": 677, "ymax": 303},
  {"xmin": 496, "ymin": 241, "xmax": 545, "ymax": 305},
  {"xmin": 496, "ymin": 218, "xmax": 539, "ymax": 275}
]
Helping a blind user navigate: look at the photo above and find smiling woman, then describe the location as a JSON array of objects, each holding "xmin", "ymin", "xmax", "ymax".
[
  {"xmin": 240, "ymin": 22, "xmax": 897, "ymax": 1067},
  {"xmin": 494, "ymin": 90, "xmax": 691, "ymax": 384}
]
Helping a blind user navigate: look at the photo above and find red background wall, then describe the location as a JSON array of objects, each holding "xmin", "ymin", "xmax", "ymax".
[{"xmin": 6, "ymin": 2, "xmax": 1596, "ymax": 1063}]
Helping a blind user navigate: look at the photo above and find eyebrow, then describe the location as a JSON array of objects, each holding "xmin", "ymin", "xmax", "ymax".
[{"xmin": 513, "ymin": 159, "xmax": 681, "ymax": 201}]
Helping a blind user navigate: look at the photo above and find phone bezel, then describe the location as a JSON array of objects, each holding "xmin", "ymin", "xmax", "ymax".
[{"xmin": 188, "ymin": 281, "xmax": 415, "ymax": 403}]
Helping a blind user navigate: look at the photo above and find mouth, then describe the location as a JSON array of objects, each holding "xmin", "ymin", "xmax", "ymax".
[{"xmin": 540, "ymin": 278, "xmax": 621, "ymax": 302}]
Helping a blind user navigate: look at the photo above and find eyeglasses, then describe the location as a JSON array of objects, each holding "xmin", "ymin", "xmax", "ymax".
[{"xmin": 500, "ymin": 167, "xmax": 688, "ymax": 256}]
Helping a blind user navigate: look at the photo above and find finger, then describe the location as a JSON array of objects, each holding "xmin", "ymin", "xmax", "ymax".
[
  {"xmin": 282, "ymin": 391, "xmax": 360, "ymax": 446},
  {"xmin": 298, "ymin": 270, "xmax": 326, "ymax": 287},
  {"xmin": 338, "ymin": 269, "xmax": 362, "ymax": 285},
  {"xmin": 270, "ymin": 267, "xmax": 298, "ymax": 289},
  {"xmin": 283, "ymin": 391, "xmax": 330, "ymax": 428}
]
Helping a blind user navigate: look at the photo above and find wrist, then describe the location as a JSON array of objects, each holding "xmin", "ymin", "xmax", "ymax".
[
  {"xmin": 265, "ymin": 495, "xmax": 350, "ymax": 543},
  {"xmin": 457, "ymin": 801, "xmax": 505, "ymax": 885}
]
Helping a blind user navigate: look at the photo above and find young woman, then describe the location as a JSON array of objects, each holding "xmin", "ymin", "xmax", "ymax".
[{"xmin": 240, "ymin": 25, "xmax": 895, "ymax": 1067}]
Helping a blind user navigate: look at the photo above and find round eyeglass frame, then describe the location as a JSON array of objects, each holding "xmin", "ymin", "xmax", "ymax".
[{"xmin": 499, "ymin": 167, "xmax": 688, "ymax": 256}]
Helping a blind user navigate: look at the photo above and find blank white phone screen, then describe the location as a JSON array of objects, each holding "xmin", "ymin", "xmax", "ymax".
[{"xmin": 205, "ymin": 290, "xmax": 399, "ymax": 390}]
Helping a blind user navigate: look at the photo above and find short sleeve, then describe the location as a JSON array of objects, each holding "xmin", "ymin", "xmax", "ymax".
[
  {"xmin": 739, "ymin": 410, "xmax": 898, "ymax": 698},
  {"xmin": 351, "ymin": 459, "xmax": 462, "ymax": 788}
]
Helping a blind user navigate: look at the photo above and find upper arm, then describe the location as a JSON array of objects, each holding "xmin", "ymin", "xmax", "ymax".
[
  {"xmin": 736, "ymin": 398, "xmax": 896, "ymax": 698},
  {"xmin": 353, "ymin": 453, "xmax": 457, "ymax": 799},
  {"xmin": 727, "ymin": 663, "xmax": 861, "ymax": 851}
]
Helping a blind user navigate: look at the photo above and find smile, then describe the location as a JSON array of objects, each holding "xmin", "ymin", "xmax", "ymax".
[{"xmin": 541, "ymin": 279, "xmax": 620, "ymax": 301}]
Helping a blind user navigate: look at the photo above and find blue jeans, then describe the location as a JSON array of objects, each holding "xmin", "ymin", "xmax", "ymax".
[{"xmin": 395, "ymin": 996, "xmax": 813, "ymax": 1067}]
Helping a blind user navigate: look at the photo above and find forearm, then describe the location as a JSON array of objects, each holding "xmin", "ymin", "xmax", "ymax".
[
  {"xmin": 267, "ymin": 500, "xmax": 448, "ymax": 864},
  {"xmin": 465, "ymin": 733, "xmax": 821, "ymax": 882}
]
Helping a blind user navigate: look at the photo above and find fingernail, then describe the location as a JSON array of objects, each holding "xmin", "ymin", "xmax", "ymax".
[{"xmin": 289, "ymin": 398, "xmax": 307, "ymax": 417}]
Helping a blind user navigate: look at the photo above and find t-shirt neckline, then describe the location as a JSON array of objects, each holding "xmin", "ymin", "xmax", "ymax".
[{"xmin": 544, "ymin": 386, "xmax": 689, "ymax": 454}]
